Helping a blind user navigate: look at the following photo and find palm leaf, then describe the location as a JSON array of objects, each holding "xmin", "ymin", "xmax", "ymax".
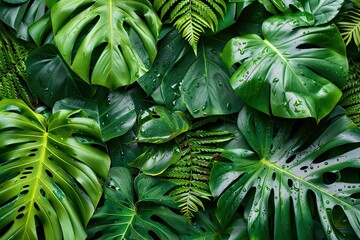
[
  {"xmin": 0, "ymin": 99, "xmax": 110, "ymax": 239},
  {"xmin": 337, "ymin": 7, "xmax": 360, "ymax": 51},
  {"xmin": 153, "ymin": 0, "xmax": 226, "ymax": 54}
]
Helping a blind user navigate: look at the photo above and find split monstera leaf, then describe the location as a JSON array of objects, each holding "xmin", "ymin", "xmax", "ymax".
[{"xmin": 0, "ymin": 99, "xmax": 110, "ymax": 239}]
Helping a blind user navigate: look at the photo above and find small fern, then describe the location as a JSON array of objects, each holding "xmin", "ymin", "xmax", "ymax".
[
  {"xmin": 153, "ymin": 0, "xmax": 226, "ymax": 54},
  {"xmin": 337, "ymin": 6, "xmax": 360, "ymax": 51},
  {"xmin": 161, "ymin": 129, "xmax": 234, "ymax": 221},
  {"xmin": 0, "ymin": 23, "xmax": 35, "ymax": 106},
  {"xmin": 339, "ymin": 59, "xmax": 360, "ymax": 126}
]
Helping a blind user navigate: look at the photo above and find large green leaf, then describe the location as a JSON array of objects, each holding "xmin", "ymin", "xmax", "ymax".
[
  {"xmin": 26, "ymin": 44, "xmax": 97, "ymax": 107},
  {"xmin": 53, "ymin": 88, "xmax": 136, "ymax": 142},
  {"xmin": 139, "ymin": 29, "xmax": 242, "ymax": 118},
  {"xmin": 0, "ymin": 0, "xmax": 47, "ymax": 41},
  {"xmin": 48, "ymin": 0, "xmax": 161, "ymax": 90},
  {"xmin": 210, "ymin": 105, "xmax": 360, "ymax": 239},
  {"xmin": 87, "ymin": 167, "xmax": 187, "ymax": 239},
  {"xmin": 222, "ymin": 13, "xmax": 348, "ymax": 121},
  {"xmin": 0, "ymin": 99, "xmax": 110, "ymax": 239},
  {"xmin": 136, "ymin": 105, "xmax": 191, "ymax": 144}
]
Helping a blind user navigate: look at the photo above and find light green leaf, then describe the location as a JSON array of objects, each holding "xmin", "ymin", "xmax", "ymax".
[
  {"xmin": 129, "ymin": 141, "xmax": 181, "ymax": 176},
  {"xmin": 222, "ymin": 13, "xmax": 348, "ymax": 121},
  {"xmin": 87, "ymin": 167, "xmax": 187, "ymax": 239},
  {"xmin": 136, "ymin": 105, "xmax": 191, "ymax": 144},
  {"xmin": 0, "ymin": 99, "xmax": 110, "ymax": 239},
  {"xmin": 49, "ymin": 0, "xmax": 161, "ymax": 90},
  {"xmin": 210, "ymin": 105, "xmax": 360, "ymax": 239}
]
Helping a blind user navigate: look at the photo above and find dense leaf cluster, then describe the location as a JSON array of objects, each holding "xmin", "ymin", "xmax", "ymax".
[{"xmin": 0, "ymin": 0, "xmax": 360, "ymax": 239}]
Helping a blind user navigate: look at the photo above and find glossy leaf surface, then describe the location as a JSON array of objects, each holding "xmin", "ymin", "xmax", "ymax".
[
  {"xmin": 0, "ymin": 99, "xmax": 110, "ymax": 239},
  {"xmin": 210, "ymin": 105, "xmax": 360, "ymax": 239},
  {"xmin": 87, "ymin": 167, "xmax": 187, "ymax": 239},
  {"xmin": 139, "ymin": 30, "xmax": 242, "ymax": 118},
  {"xmin": 0, "ymin": 0, "xmax": 47, "ymax": 40},
  {"xmin": 26, "ymin": 44, "xmax": 96, "ymax": 107},
  {"xmin": 223, "ymin": 13, "xmax": 348, "ymax": 121},
  {"xmin": 129, "ymin": 141, "xmax": 181, "ymax": 176},
  {"xmin": 53, "ymin": 89, "xmax": 136, "ymax": 142},
  {"xmin": 136, "ymin": 106, "xmax": 191, "ymax": 143},
  {"xmin": 49, "ymin": 0, "xmax": 161, "ymax": 90}
]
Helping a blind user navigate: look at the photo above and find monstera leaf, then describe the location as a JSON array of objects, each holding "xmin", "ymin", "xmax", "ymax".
[
  {"xmin": 210, "ymin": 105, "xmax": 360, "ymax": 239},
  {"xmin": 136, "ymin": 106, "xmax": 191, "ymax": 143},
  {"xmin": 48, "ymin": 0, "xmax": 162, "ymax": 90},
  {"xmin": 87, "ymin": 167, "xmax": 187, "ymax": 239},
  {"xmin": 222, "ymin": 13, "xmax": 348, "ymax": 121},
  {"xmin": 0, "ymin": 99, "xmax": 110, "ymax": 239}
]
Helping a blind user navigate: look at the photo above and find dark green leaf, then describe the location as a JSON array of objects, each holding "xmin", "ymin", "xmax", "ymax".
[
  {"xmin": 0, "ymin": 99, "xmax": 110, "ymax": 239},
  {"xmin": 107, "ymin": 129, "xmax": 141, "ymax": 170},
  {"xmin": 53, "ymin": 89, "xmax": 136, "ymax": 142},
  {"xmin": 0, "ymin": 0, "xmax": 47, "ymax": 41},
  {"xmin": 210, "ymin": 105, "xmax": 360, "ymax": 239},
  {"xmin": 26, "ymin": 44, "xmax": 96, "ymax": 107},
  {"xmin": 182, "ymin": 208, "xmax": 249, "ymax": 240},
  {"xmin": 139, "ymin": 29, "xmax": 242, "ymax": 118},
  {"xmin": 87, "ymin": 167, "xmax": 187, "ymax": 239},
  {"xmin": 223, "ymin": 13, "xmax": 348, "ymax": 121},
  {"xmin": 136, "ymin": 105, "xmax": 191, "ymax": 143}
]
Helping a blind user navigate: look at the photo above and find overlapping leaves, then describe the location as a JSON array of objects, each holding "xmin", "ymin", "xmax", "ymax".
[
  {"xmin": 210, "ymin": 105, "xmax": 360, "ymax": 239},
  {"xmin": 87, "ymin": 167, "xmax": 187, "ymax": 239},
  {"xmin": 0, "ymin": 99, "xmax": 110, "ymax": 239}
]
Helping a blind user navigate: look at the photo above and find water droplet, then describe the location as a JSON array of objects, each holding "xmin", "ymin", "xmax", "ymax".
[
  {"xmin": 226, "ymin": 102, "xmax": 232, "ymax": 111},
  {"xmin": 272, "ymin": 78, "xmax": 279, "ymax": 84}
]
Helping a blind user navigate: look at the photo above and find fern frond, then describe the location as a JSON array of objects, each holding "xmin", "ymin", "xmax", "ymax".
[
  {"xmin": 161, "ymin": 129, "xmax": 233, "ymax": 221},
  {"xmin": 154, "ymin": 0, "xmax": 226, "ymax": 54},
  {"xmin": 0, "ymin": 23, "xmax": 35, "ymax": 107},
  {"xmin": 337, "ymin": 7, "xmax": 360, "ymax": 50},
  {"xmin": 340, "ymin": 59, "xmax": 360, "ymax": 126}
]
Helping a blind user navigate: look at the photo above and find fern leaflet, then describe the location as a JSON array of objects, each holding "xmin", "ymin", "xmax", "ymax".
[
  {"xmin": 340, "ymin": 59, "xmax": 360, "ymax": 126},
  {"xmin": 0, "ymin": 23, "xmax": 35, "ymax": 107},
  {"xmin": 153, "ymin": 0, "xmax": 226, "ymax": 54},
  {"xmin": 337, "ymin": 7, "xmax": 360, "ymax": 51},
  {"xmin": 161, "ymin": 129, "xmax": 233, "ymax": 221}
]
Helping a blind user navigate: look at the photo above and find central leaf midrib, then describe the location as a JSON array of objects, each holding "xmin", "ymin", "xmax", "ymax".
[
  {"xmin": 23, "ymin": 132, "xmax": 48, "ymax": 237},
  {"xmin": 260, "ymin": 159, "xmax": 356, "ymax": 210}
]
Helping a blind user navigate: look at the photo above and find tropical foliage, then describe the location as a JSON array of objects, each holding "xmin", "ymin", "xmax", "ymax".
[{"xmin": 0, "ymin": 0, "xmax": 359, "ymax": 239}]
